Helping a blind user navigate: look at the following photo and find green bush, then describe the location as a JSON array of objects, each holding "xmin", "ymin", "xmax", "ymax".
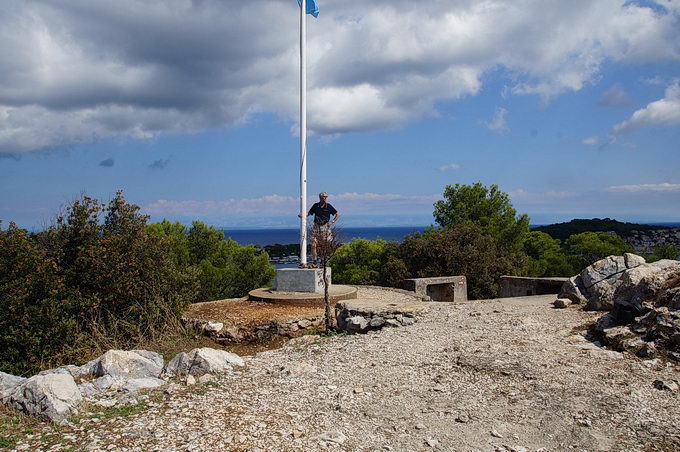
[
  {"xmin": 522, "ymin": 231, "xmax": 574, "ymax": 277},
  {"xmin": 565, "ymin": 231, "xmax": 634, "ymax": 273},
  {"xmin": 0, "ymin": 222, "xmax": 80, "ymax": 376},
  {"xmin": 648, "ymin": 242, "xmax": 680, "ymax": 262},
  {"xmin": 377, "ymin": 226, "xmax": 526, "ymax": 299},
  {"xmin": 148, "ymin": 220, "xmax": 275, "ymax": 301},
  {"xmin": 328, "ymin": 238, "xmax": 389, "ymax": 285},
  {"xmin": 0, "ymin": 193, "xmax": 196, "ymax": 376}
]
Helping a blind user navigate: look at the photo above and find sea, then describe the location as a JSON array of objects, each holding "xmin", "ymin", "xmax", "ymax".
[
  {"xmin": 223, "ymin": 226, "xmax": 426, "ymax": 247},
  {"xmin": 223, "ymin": 222, "xmax": 680, "ymax": 247}
]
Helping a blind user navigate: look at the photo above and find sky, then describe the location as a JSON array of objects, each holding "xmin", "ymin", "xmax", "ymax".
[{"xmin": 1, "ymin": 0, "xmax": 680, "ymax": 230}]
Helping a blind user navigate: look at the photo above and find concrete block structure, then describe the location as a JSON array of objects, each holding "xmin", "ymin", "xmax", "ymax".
[
  {"xmin": 275, "ymin": 268, "xmax": 331, "ymax": 293},
  {"xmin": 401, "ymin": 276, "xmax": 468, "ymax": 302},
  {"xmin": 498, "ymin": 276, "xmax": 569, "ymax": 298}
]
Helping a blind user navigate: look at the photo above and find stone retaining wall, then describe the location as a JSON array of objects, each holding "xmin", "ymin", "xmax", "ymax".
[
  {"xmin": 335, "ymin": 298, "xmax": 428, "ymax": 334},
  {"xmin": 182, "ymin": 316, "xmax": 324, "ymax": 343}
]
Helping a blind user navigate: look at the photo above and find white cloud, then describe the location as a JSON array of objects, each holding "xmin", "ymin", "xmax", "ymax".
[
  {"xmin": 484, "ymin": 107, "xmax": 509, "ymax": 133},
  {"xmin": 1, "ymin": 0, "xmax": 679, "ymax": 153},
  {"xmin": 143, "ymin": 192, "xmax": 439, "ymax": 217},
  {"xmin": 582, "ymin": 136, "xmax": 599, "ymax": 145},
  {"xmin": 605, "ymin": 183, "xmax": 680, "ymax": 193},
  {"xmin": 611, "ymin": 82, "xmax": 680, "ymax": 136},
  {"xmin": 510, "ymin": 189, "xmax": 577, "ymax": 204},
  {"xmin": 438, "ymin": 163, "xmax": 460, "ymax": 171}
]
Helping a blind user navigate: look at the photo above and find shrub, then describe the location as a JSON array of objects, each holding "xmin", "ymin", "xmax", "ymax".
[
  {"xmin": 0, "ymin": 222, "xmax": 81, "ymax": 376},
  {"xmin": 565, "ymin": 231, "xmax": 634, "ymax": 273},
  {"xmin": 649, "ymin": 242, "xmax": 680, "ymax": 262},
  {"xmin": 377, "ymin": 226, "xmax": 526, "ymax": 299},
  {"xmin": 522, "ymin": 231, "xmax": 574, "ymax": 277},
  {"xmin": 0, "ymin": 193, "xmax": 197, "ymax": 376},
  {"xmin": 148, "ymin": 220, "xmax": 275, "ymax": 301},
  {"xmin": 328, "ymin": 238, "xmax": 389, "ymax": 285}
]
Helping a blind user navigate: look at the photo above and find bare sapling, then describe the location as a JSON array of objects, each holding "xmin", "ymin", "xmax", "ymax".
[{"xmin": 310, "ymin": 222, "xmax": 341, "ymax": 329}]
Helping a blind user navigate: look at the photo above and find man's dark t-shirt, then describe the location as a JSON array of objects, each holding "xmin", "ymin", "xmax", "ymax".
[{"xmin": 308, "ymin": 202, "xmax": 337, "ymax": 225}]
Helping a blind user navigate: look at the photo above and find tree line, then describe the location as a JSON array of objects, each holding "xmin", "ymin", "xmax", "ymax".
[{"xmin": 329, "ymin": 182, "xmax": 677, "ymax": 297}]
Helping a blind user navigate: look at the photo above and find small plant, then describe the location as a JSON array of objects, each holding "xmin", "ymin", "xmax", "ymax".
[
  {"xmin": 100, "ymin": 401, "xmax": 148, "ymax": 419},
  {"xmin": 302, "ymin": 327, "xmax": 324, "ymax": 336},
  {"xmin": 0, "ymin": 435, "xmax": 18, "ymax": 448},
  {"xmin": 309, "ymin": 223, "xmax": 341, "ymax": 329},
  {"xmin": 319, "ymin": 329, "xmax": 347, "ymax": 338}
]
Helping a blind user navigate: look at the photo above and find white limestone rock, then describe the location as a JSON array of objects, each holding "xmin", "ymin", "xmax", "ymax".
[
  {"xmin": 120, "ymin": 377, "xmax": 166, "ymax": 393},
  {"xmin": 130, "ymin": 350, "xmax": 164, "ymax": 369},
  {"xmin": 624, "ymin": 253, "xmax": 646, "ymax": 268},
  {"xmin": 74, "ymin": 358, "xmax": 100, "ymax": 379},
  {"xmin": 94, "ymin": 350, "xmax": 164, "ymax": 380},
  {"xmin": 38, "ymin": 358, "xmax": 99, "ymax": 381},
  {"xmin": 0, "ymin": 371, "xmax": 26, "ymax": 403},
  {"xmin": 8, "ymin": 374, "xmax": 82, "ymax": 424},
  {"xmin": 164, "ymin": 348, "xmax": 245, "ymax": 377},
  {"xmin": 370, "ymin": 316, "xmax": 386, "ymax": 327},
  {"xmin": 204, "ymin": 322, "xmax": 224, "ymax": 335},
  {"xmin": 553, "ymin": 298, "xmax": 571, "ymax": 309},
  {"xmin": 611, "ymin": 260, "xmax": 680, "ymax": 322},
  {"xmin": 38, "ymin": 365, "xmax": 80, "ymax": 377},
  {"xmin": 581, "ymin": 255, "xmax": 628, "ymax": 288},
  {"xmin": 558, "ymin": 276, "xmax": 588, "ymax": 305},
  {"xmin": 346, "ymin": 316, "xmax": 369, "ymax": 333}
]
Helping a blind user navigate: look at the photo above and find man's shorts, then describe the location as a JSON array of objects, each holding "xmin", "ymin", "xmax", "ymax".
[{"xmin": 311, "ymin": 222, "xmax": 333, "ymax": 244}]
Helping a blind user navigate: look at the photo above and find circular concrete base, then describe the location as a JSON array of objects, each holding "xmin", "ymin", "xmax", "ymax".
[{"xmin": 248, "ymin": 285, "xmax": 358, "ymax": 305}]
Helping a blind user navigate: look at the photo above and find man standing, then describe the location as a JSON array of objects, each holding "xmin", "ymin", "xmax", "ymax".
[{"xmin": 298, "ymin": 192, "xmax": 341, "ymax": 267}]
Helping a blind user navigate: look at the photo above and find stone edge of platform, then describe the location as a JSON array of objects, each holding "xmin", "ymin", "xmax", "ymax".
[{"xmin": 248, "ymin": 285, "xmax": 358, "ymax": 305}]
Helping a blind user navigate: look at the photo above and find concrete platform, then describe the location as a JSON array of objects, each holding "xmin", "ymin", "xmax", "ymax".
[
  {"xmin": 275, "ymin": 267, "xmax": 330, "ymax": 293},
  {"xmin": 248, "ymin": 285, "xmax": 358, "ymax": 306}
]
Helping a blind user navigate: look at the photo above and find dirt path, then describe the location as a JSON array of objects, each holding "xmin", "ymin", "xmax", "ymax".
[{"xmin": 8, "ymin": 289, "xmax": 680, "ymax": 451}]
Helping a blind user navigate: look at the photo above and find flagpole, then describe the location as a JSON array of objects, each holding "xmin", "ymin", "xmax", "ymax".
[{"xmin": 299, "ymin": 0, "xmax": 308, "ymax": 266}]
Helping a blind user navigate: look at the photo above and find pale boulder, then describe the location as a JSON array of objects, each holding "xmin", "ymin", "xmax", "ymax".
[
  {"xmin": 0, "ymin": 371, "xmax": 26, "ymax": 403},
  {"xmin": 9, "ymin": 374, "xmax": 82, "ymax": 424},
  {"xmin": 94, "ymin": 350, "xmax": 164, "ymax": 379},
  {"xmin": 165, "ymin": 348, "xmax": 245, "ymax": 377}
]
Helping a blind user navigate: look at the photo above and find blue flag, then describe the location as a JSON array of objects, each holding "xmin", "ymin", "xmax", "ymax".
[{"xmin": 297, "ymin": 0, "xmax": 319, "ymax": 17}]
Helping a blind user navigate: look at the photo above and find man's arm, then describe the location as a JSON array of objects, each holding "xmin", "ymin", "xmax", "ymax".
[
  {"xmin": 330, "ymin": 212, "xmax": 341, "ymax": 224},
  {"xmin": 298, "ymin": 203, "xmax": 316, "ymax": 218}
]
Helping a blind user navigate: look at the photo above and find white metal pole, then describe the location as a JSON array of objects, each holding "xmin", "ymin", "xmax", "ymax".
[{"xmin": 299, "ymin": 0, "xmax": 308, "ymax": 266}]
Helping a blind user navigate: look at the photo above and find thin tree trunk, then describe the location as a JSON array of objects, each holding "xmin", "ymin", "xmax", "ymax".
[{"xmin": 323, "ymin": 264, "xmax": 332, "ymax": 329}]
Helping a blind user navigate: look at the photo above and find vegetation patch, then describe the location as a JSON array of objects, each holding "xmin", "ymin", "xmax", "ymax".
[{"xmin": 0, "ymin": 192, "xmax": 276, "ymax": 376}]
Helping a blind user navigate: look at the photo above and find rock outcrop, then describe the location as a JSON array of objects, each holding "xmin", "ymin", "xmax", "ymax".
[
  {"xmin": 0, "ymin": 371, "xmax": 26, "ymax": 403},
  {"xmin": 566, "ymin": 255, "xmax": 680, "ymax": 359},
  {"xmin": 557, "ymin": 253, "xmax": 680, "ymax": 311},
  {"xmin": 8, "ymin": 374, "xmax": 82, "ymax": 424},
  {"xmin": 164, "ymin": 347, "xmax": 245, "ymax": 377},
  {"xmin": 94, "ymin": 350, "xmax": 164, "ymax": 380},
  {"xmin": 2, "ymin": 346, "xmax": 246, "ymax": 424}
]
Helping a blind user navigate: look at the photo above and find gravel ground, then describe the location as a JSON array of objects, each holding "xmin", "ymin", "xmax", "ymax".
[{"xmin": 7, "ymin": 288, "xmax": 680, "ymax": 452}]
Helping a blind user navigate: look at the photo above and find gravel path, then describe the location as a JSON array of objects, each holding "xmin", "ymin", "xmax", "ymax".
[{"xmin": 10, "ymin": 288, "xmax": 680, "ymax": 452}]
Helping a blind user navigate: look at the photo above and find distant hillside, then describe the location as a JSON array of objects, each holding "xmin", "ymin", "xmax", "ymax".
[
  {"xmin": 533, "ymin": 218, "xmax": 668, "ymax": 242},
  {"xmin": 533, "ymin": 218, "xmax": 680, "ymax": 254}
]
